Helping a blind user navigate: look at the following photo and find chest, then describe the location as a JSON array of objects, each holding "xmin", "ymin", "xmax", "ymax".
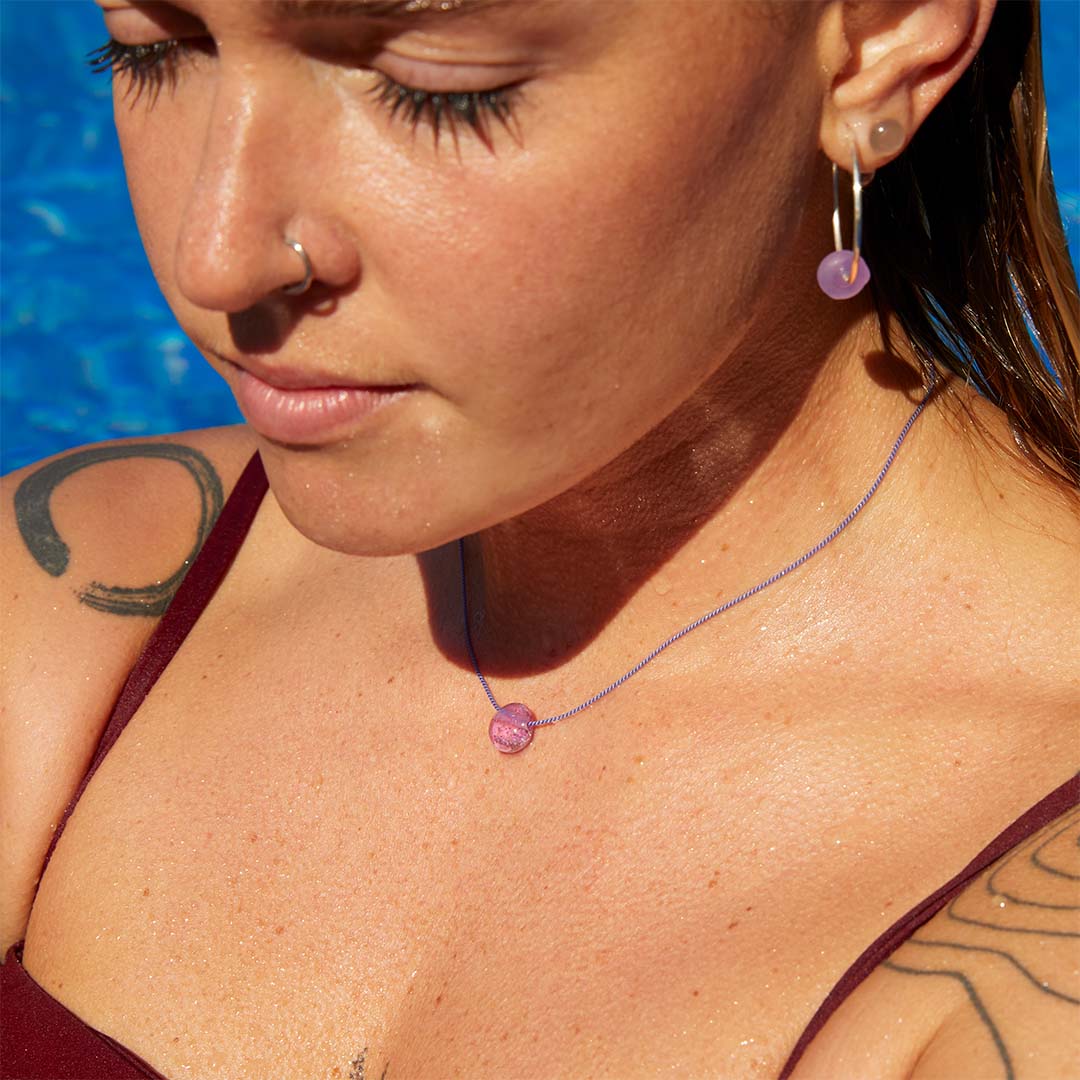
[{"xmin": 20, "ymin": 605, "xmax": 1021, "ymax": 1080}]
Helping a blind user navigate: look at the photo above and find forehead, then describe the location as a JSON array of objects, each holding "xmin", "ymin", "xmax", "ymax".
[
  {"xmin": 89, "ymin": 0, "xmax": 806, "ymax": 40},
  {"xmin": 268, "ymin": 0, "xmax": 511, "ymax": 18},
  {"xmin": 96, "ymin": 0, "xmax": 544, "ymax": 22},
  {"xmin": 92, "ymin": 0, "xmax": 801, "ymax": 74}
]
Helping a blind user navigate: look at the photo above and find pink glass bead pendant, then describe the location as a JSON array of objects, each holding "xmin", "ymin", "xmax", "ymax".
[
  {"xmin": 816, "ymin": 249, "xmax": 871, "ymax": 299},
  {"xmin": 489, "ymin": 703, "xmax": 536, "ymax": 753}
]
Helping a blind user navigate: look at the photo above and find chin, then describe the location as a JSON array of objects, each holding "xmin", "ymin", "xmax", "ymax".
[
  {"xmin": 273, "ymin": 489, "xmax": 451, "ymax": 557},
  {"xmin": 255, "ymin": 447, "xmax": 460, "ymax": 557}
]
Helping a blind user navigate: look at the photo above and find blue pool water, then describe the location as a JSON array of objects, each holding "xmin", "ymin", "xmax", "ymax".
[{"xmin": 2, "ymin": 0, "xmax": 1078, "ymax": 475}]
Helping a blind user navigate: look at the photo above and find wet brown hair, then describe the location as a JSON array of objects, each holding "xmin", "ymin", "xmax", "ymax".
[{"xmin": 864, "ymin": 0, "xmax": 1080, "ymax": 491}]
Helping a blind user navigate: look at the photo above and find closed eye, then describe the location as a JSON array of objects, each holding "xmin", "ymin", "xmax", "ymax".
[
  {"xmin": 87, "ymin": 37, "xmax": 526, "ymax": 151},
  {"xmin": 365, "ymin": 70, "xmax": 524, "ymax": 150}
]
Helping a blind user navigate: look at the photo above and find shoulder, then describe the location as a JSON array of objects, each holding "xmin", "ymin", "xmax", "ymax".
[
  {"xmin": 889, "ymin": 792, "xmax": 1080, "ymax": 1080},
  {"xmin": 919, "ymin": 378, "xmax": 1080, "ymax": 568},
  {"xmin": 0, "ymin": 424, "xmax": 257, "ymax": 955},
  {"xmin": 886, "ymin": 379, "xmax": 1080, "ymax": 711},
  {"xmin": 3, "ymin": 424, "xmax": 257, "ymax": 625},
  {"xmin": 785, "ymin": 779, "xmax": 1079, "ymax": 1080}
]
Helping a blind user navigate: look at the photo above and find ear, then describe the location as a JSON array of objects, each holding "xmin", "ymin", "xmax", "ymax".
[{"xmin": 817, "ymin": 0, "xmax": 999, "ymax": 176}]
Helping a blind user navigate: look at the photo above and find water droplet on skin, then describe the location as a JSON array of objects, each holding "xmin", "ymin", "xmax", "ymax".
[{"xmin": 654, "ymin": 577, "xmax": 672, "ymax": 596}]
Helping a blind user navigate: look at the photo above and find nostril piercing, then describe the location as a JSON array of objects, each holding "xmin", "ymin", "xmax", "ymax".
[{"xmin": 282, "ymin": 237, "xmax": 313, "ymax": 295}]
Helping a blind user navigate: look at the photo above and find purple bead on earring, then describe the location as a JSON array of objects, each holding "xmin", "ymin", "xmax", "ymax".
[
  {"xmin": 817, "ymin": 143, "xmax": 871, "ymax": 300},
  {"xmin": 817, "ymin": 249, "xmax": 870, "ymax": 300}
]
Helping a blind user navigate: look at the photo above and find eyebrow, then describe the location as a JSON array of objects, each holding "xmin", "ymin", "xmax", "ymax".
[{"xmin": 269, "ymin": 0, "xmax": 504, "ymax": 18}]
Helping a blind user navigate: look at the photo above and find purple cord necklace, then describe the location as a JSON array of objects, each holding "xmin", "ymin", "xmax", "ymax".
[{"xmin": 460, "ymin": 377, "xmax": 935, "ymax": 753}]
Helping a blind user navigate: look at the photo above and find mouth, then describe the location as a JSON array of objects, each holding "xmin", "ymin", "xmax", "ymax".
[{"xmin": 221, "ymin": 357, "xmax": 420, "ymax": 444}]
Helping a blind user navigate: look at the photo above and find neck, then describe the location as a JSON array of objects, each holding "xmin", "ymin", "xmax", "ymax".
[{"xmin": 417, "ymin": 300, "xmax": 934, "ymax": 696}]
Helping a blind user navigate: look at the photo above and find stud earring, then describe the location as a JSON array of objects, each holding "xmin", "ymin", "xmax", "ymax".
[
  {"xmin": 816, "ymin": 142, "xmax": 870, "ymax": 300},
  {"xmin": 869, "ymin": 117, "xmax": 905, "ymax": 155}
]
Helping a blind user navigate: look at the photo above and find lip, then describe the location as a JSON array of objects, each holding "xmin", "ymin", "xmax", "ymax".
[{"xmin": 230, "ymin": 363, "xmax": 417, "ymax": 444}]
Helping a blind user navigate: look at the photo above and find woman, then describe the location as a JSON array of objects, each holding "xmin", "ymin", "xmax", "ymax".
[{"xmin": 2, "ymin": 0, "xmax": 1077, "ymax": 1076}]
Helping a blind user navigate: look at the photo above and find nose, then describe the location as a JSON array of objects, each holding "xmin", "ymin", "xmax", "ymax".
[{"xmin": 173, "ymin": 62, "xmax": 359, "ymax": 312}]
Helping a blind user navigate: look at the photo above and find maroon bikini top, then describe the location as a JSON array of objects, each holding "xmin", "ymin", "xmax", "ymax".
[{"xmin": 2, "ymin": 449, "xmax": 1077, "ymax": 1079}]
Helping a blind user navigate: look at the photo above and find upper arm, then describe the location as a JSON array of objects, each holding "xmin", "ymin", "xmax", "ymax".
[
  {"xmin": 0, "ymin": 425, "xmax": 257, "ymax": 956},
  {"xmin": 896, "ymin": 801, "xmax": 1080, "ymax": 1080}
]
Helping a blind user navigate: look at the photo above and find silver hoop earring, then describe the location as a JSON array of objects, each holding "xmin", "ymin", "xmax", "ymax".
[
  {"xmin": 816, "ymin": 144, "xmax": 871, "ymax": 300},
  {"xmin": 282, "ymin": 237, "xmax": 313, "ymax": 295}
]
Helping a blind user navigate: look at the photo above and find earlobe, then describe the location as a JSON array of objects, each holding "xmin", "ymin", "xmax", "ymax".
[{"xmin": 818, "ymin": 0, "xmax": 996, "ymax": 172}]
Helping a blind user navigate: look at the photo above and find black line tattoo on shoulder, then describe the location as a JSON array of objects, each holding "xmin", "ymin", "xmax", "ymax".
[
  {"xmin": 883, "ymin": 959, "xmax": 1016, "ymax": 1079},
  {"xmin": 14, "ymin": 443, "xmax": 224, "ymax": 616},
  {"xmin": 882, "ymin": 806, "xmax": 1080, "ymax": 1080}
]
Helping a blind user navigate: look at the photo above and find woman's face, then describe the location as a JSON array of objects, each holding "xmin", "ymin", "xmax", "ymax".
[{"xmin": 100, "ymin": 0, "xmax": 823, "ymax": 555}]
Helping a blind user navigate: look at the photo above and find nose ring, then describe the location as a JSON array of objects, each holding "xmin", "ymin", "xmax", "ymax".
[{"xmin": 282, "ymin": 237, "xmax": 313, "ymax": 295}]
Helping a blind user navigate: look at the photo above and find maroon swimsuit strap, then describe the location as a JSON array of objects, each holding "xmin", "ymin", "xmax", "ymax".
[
  {"xmin": 36, "ymin": 449, "xmax": 269, "ymax": 889},
  {"xmin": 778, "ymin": 769, "xmax": 1080, "ymax": 1078}
]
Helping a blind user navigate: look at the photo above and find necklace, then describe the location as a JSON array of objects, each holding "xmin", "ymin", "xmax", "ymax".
[{"xmin": 460, "ymin": 379, "xmax": 935, "ymax": 753}]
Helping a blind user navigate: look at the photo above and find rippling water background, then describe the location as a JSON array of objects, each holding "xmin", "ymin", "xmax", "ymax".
[{"xmin": 2, "ymin": 0, "xmax": 1078, "ymax": 474}]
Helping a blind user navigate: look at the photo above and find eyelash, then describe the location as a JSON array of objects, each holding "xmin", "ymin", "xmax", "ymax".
[
  {"xmin": 86, "ymin": 38, "xmax": 523, "ymax": 146},
  {"xmin": 366, "ymin": 69, "xmax": 519, "ymax": 147}
]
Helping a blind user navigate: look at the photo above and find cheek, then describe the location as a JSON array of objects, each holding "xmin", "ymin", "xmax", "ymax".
[
  {"xmin": 359, "ymin": 58, "xmax": 801, "ymax": 467},
  {"xmin": 114, "ymin": 98, "xmax": 198, "ymax": 296}
]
